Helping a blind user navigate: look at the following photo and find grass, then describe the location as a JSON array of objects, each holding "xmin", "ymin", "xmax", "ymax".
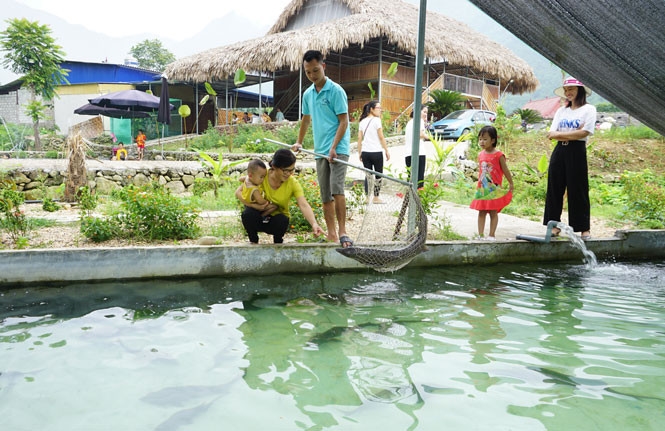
[{"xmin": 182, "ymin": 182, "xmax": 241, "ymax": 211}]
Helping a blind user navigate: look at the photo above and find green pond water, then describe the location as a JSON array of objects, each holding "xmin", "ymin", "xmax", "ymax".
[{"xmin": 1, "ymin": 261, "xmax": 664, "ymax": 430}]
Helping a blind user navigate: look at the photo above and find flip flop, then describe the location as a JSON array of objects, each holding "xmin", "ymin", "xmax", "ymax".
[{"xmin": 339, "ymin": 235, "xmax": 354, "ymax": 248}]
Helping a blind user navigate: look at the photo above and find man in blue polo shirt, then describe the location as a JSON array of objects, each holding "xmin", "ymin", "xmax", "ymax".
[{"xmin": 293, "ymin": 50, "xmax": 353, "ymax": 248}]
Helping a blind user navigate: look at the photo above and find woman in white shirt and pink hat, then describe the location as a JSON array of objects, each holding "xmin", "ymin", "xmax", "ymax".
[{"xmin": 544, "ymin": 76, "xmax": 596, "ymax": 240}]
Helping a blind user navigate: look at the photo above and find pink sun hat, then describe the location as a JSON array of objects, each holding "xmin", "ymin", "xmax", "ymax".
[{"xmin": 554, "ymin": 76, "xmax": 592, "ymax": 97}]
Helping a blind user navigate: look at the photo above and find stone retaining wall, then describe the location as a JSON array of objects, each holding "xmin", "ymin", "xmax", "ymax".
[
  {"xmin": 0, "ymin": 135, "xmax": 412, "ymax": 200},
  {"xmin": 2, "ymin": 163, "xmax": 220, "ymax": 200}
]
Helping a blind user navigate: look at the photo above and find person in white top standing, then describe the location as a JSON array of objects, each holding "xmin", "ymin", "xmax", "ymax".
[
  {"xmin": 404, "ymin": 106, "xmax": 429, "ymax": 188},
  {"xmin": 544, "ymin": 77, "xmax": 596, "ymax": 240},
  {"xmin": 357, "ymin": 100, "xmax": 390, "ymax": 203}
]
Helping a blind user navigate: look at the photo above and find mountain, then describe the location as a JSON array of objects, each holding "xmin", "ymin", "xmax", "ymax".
[{"xmin": 0, "ymin": 1, "xmax": 269, "ymax": 85}]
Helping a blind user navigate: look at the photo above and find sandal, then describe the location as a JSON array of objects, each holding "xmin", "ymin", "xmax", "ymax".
[
  {"xmin": 339, "ymin": 235, "xmax": 354, "ymax": 248},
  {"xmin": 581, "ymin": 231, "xmax": 591, "ymax": 241},
  {"xmin": 551, "ymin": 227, "xmax": 561, "ymax": 237}
]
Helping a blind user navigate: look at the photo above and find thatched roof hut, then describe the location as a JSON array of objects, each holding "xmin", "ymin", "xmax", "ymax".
[
  {"xmin": 167, "ymin": 0, "xmax": 536, "ymax": 89},
  {"xmin": 166, "ymin": 0, "xmax": 538, "ymax": 121}
]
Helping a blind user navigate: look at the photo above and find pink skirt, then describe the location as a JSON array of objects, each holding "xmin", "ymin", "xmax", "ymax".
[{"xmin": 470, "ymin": 190, "xmax": 513, "ymax": 212}]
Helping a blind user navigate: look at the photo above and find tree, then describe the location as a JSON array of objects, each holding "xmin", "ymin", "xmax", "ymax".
[
  {"xmin": 0, "ymin": 18, "xmax": 68, "ymax": 151},
  {"xmin": 129, "ymin": 39, "xmax": 176, "ymax": 71},
  {"xmin": 512, "ymin": 108, "xmax": 543, "ymax": 124},
  {"xmin": 426, "ymin": 89, "xmax": 466, "ymax": 120}
]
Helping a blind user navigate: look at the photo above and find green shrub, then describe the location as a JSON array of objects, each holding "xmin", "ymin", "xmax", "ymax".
[
  {"xmin": 274, "ymin": 123, "xmax": 302, "ymax": 145},
  {"xmin": 288, "ymin": 171, "xmax": 324, "ymax": 233},
  {"xmin": 78, "ymin": 186, "xmax": 97, "ymax": 217},
  {"xmin": 620, "ymin": 170, "xmax": 665, "ymax": 228},
  {"xmin": 118, "ymin": 184, "xmax": 200, "ymax": 240},
  {"xmin": 0, "ymin": 187, "xmax": 29, "ymax": 243},
  {"xmin": 244, "ymin": 139, "xmax": 279, "ymax": 153},
  {"xmin": 191, "ymin": 178, "xmax": 216, "ymax": 197},
  {"xmin": 45, "ymin": 150, "xmax": 59, "ymax": 159},
  {"xmin": 233, "ymin": 124, "xmax": 270, "ymax": 150},
  {"xmin": 80, "ymin": 216, "xmax": 120, "ymax": 242},
  {"xmin": 191, "ymin": 122, "xmax": 224, "ymax": 151},
  {"xmin": 42, "ymin": 197, "xmax": 60, "ymax": 212}
]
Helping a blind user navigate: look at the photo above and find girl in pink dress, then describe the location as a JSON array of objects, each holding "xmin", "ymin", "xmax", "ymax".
[{"xmin": 470, "ymin": 126, "xmax": 514, "ymax": 240}]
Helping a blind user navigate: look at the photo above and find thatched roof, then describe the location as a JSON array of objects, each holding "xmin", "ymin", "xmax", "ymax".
[{"xmin": 165, "ymin": 0, "xmax": 538, "ymax": 94}]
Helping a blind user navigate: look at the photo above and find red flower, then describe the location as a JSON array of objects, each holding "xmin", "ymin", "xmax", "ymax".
[{"xmin": 396, "ymin": 192, "xmax": 404, "ymax": 198}]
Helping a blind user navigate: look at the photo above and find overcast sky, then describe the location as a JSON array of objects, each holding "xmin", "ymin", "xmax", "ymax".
[
  {"xmin": 13, "ymin": 0, "xmax": 418, "ymax": 40},
  {"xmin": 13, "ymin": 0, "xmax": 294, "ymax": 40}
]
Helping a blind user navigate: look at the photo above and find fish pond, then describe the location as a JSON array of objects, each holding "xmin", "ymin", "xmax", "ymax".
[{"xmin": 1, "ymin": 261, "xmax": 664, "ymax": 430}]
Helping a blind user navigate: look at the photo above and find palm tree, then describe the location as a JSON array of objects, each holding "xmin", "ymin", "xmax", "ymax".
[
  {"xmin": 512, "ymin": 108, "xmax": 543, "ymax": 124},
  {"xmin": 426, "ymin": 89, "xmax": 466, "ymax": 120}
]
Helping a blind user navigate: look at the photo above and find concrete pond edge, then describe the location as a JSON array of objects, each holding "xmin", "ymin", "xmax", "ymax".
[{"xmin": 1, "ymin": 230, "xmax": 663, "ymax": 286}]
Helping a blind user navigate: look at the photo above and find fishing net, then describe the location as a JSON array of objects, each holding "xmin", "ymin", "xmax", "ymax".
[
  {"xmin": 262, "ymin": 138, "xmax": 428, "ymax": 272},
  {"xmin": 340, "ymin": 174, "xmax": 428, "ymax": 272}
]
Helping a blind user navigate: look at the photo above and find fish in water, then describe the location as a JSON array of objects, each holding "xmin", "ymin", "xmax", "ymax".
[{"xmin": 336, "ymin": 188, "xmax": 427, "ymax": 271}]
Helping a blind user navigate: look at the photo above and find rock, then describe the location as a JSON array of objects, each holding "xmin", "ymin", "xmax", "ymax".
[
  {"xmin": 196, "ymin": 236, "xmax": 218, "ymax": 245},
  {"xmin": 165, "ymin": 181, "xmax": 186, "ymax": 194},
  {"xmin": 24, "ymin": 181, "xmax": 42, "ymax": 190},
  {"xmin": 95, "ymin": 177, "xmax": 121, "ymax": 194},
  {"xmin": 11, "ymin": 173, "xmax": 30, "ymax": 184},
  {"xmin": 132, "ymin": 173, "xmax": 151, "ymax": 187},
  {"xmin": 24, "ymin": 189, "xmax": 44, "ymax": 200}
]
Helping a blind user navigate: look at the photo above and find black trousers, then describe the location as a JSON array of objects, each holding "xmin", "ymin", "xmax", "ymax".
[
  {"xmin": 361, "ymin": 151, "xmax": 384, "ymax": 196},
  {"xmin": 405, "ymin": 155, "xmax": 426, "ymax": 188},
  {"xmin": 241, "ymin": 207, "xmax": 289, "ymax": 243},
  {"xmin": 543, "ymin": 141, "xmax": 590, "ymax": 232}
]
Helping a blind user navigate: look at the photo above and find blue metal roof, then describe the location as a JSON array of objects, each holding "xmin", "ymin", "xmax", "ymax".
[{"xmin": 60, "ymin": 61, "xmax": 161, "ymax": 85}]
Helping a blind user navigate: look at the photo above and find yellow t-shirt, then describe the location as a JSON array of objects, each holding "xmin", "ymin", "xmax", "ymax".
[{"xmin": 261, "ymin": 172, "xmax": 304, "ymax": 218}]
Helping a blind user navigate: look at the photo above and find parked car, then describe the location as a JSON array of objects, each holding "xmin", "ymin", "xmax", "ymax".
[{"xmin": 429, "ymin": 109, "xmax": 496, "ymax": 140}]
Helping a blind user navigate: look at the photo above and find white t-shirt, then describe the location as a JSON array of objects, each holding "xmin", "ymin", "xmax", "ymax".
[
  {"xmin": 358, "ymin": 117, "xmax": 383, "ymax": 152},
  {"xmin": 549, "ymin": 103, "xmax": 597, "ymax": 141},
  {"xmin": 404, "ymin": 118, "xmax": 427, "ymax": 156}
]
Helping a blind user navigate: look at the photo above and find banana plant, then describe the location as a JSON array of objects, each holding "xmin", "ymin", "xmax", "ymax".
[
  {"xmin": 198, "ymin": 150, "xmax": 249, "ymax": 198},
  {"xmin": 386, "ymin": 62, "xmax": 398, "ymax": 78},
  {"xmin": 190, "ymin": 82, "xmax": 219, "ymax": 133},
  {"xmin": 368, "ymin": 82, "xmax": 376, "ymax": 99},
  {"xmin": 233, "ymin": 69, "xmax": 246, "ymax": 113},
  {"xmin": 179, "ymin": 104, "xmax": 191, "ymax": 147}
]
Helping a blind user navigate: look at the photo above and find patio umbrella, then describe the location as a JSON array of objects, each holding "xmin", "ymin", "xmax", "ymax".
[
  {"xmin": 156, "ymin": 75, "xmax": 171, "ymax": 155},
  {"xmin": 74, "ymin": 103, "xmax": 151, "ymax": 119},
  {"xmin": 88, "ymin": 89, "xmax": 171, "ymax": 112},
  {"xmin": 157, "ymin": 76, "xmax": 171, "ymax": 125}
]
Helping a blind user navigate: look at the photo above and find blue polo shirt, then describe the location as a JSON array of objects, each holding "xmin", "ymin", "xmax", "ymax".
[{"xmin": 302, "ymin": 77, "xmax": 350, "ymax": 157}]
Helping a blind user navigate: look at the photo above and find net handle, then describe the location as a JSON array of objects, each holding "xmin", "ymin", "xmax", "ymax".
[{"xmin": 263, "ymin": 138, "xmax": 413, "ymax": 187}]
